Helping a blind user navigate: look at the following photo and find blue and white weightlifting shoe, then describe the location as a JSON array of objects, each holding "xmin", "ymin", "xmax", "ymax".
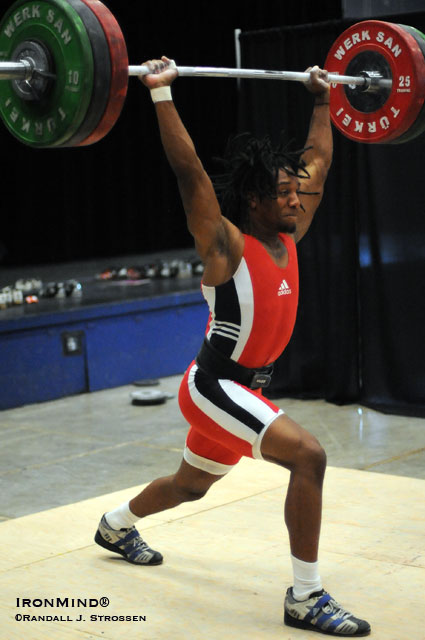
[
  {"xmin": 94, "ymin": 514, "xmax": 163, "ymax": 565},
  {"xmin": 284, "ymin": 587, "xmax": 371, "ymax": 636}
]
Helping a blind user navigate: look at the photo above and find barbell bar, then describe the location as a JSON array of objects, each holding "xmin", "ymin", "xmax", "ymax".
[
  {"xmin": 0, "ymin": 59, "xmax": 393, "ymax": 89},
  {"xmin": 0, "ymin": 0, "xmax": 424, "ymax": 148},
  {"xmin": 130, "ymin": 66, "xmax": 394, "ymax": 90}
]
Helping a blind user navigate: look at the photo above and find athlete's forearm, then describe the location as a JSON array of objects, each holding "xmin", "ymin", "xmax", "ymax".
[
  {"xmin": 154, "ymin": 101, "xmax": 204, "ymax": 182},
  {"xmin": 303, "ymin": 93, "xmax": 333, "ymax": 176}
]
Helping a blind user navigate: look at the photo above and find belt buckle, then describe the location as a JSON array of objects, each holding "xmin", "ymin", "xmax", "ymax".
[{"xmin": 251, "ymin": 373, "xmax": 271, "ymax": 388}]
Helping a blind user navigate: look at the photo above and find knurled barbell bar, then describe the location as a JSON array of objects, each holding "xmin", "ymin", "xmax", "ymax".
[
  {"xmin": 0, "ymin": 59, "xmax": 394, "ymax": 88},
  {"xmin": 0, "ymin": 0, "xmax": 425, "ymax": 148}
]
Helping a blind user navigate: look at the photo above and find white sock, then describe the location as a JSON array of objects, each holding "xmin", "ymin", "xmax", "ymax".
[
  {"xmin": 291, "ymin": 554, "xmax": 322, "ymax": 601},
  {"xmin": 105, "ymin": 502, "xmax": 139, "ymax": 530}
]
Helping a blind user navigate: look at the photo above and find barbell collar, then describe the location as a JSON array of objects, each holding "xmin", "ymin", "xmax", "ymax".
[
  {"xmin": 0, "ymin": 60, "xmax": 32, "ymax": 81},
  {"xmin": 128, "ymin": 64, "xmax": 393, "ymax": 89}
]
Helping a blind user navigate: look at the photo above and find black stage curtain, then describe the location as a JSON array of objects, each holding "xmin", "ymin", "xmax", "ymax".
[{"xmin": 239, "ymin": 15, "xmax": 425, "ymax": 417}]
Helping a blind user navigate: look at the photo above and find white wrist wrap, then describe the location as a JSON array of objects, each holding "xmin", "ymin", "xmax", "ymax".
[{"xmin": 150, "ymin": 86, "xmax": 172, "ymax": 103}]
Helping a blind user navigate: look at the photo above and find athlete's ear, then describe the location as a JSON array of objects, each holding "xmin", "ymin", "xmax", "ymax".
[{"xmin": 248, "ymin": 193, "xmax": 257, "ymax": 209}]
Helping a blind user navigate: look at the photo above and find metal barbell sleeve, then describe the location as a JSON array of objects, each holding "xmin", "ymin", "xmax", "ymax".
[{"xmin": 0, "ymin": 60, "xmax": 32, "ymax": 80}]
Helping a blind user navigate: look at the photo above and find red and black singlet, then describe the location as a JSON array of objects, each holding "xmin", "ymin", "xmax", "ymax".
[{"xmin": 202, "ymin": 233, "xmax": 299, "ymax": 368}]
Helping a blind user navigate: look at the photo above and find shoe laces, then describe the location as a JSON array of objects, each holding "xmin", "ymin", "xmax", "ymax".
[
  {"xmin": 119, "ymin": 526, "xmax": 148, "ymax": 550},
  {"xmin": 321, "ymin": 597, "xmax": 353, "ymax": 620},
  {"xmin": 126, "ymin": 535, "xmax": 148, "ymax": 549},
  {"xmin": 130, "ymin": 532, "xmax": 148, "ymax": 551}
]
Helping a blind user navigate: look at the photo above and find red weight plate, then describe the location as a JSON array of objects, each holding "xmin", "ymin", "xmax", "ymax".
[
  {"xmin": 324, "ymin": 20, "xmax": 425, "ymax": 143},
  {"xmin": 77, "ymin": 0, "xmax": 128, "ymax": 146}
]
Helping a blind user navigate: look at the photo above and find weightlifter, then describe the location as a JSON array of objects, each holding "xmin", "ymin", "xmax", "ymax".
[{"xmin": 95, "ymin": 57, "xmax": 371, "ymax": 637}]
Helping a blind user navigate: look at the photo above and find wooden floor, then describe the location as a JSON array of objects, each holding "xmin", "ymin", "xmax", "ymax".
[{"xmin": 1, "ymin": 457, "xmax": 424, "ymax": 640}]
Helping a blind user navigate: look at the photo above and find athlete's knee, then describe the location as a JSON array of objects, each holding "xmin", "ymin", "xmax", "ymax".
[
  {"xmin": 264, "ymin": 427, "xmax": 326, "ymax": 478},
  {"xmin": 301, "ymin": 435, "xmax": 327, "ymax": 477}
]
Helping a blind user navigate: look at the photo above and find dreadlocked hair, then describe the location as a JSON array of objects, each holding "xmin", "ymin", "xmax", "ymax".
[{"xmin": 212, "ymin": 132, "xmax": 316, "ymax": 230}]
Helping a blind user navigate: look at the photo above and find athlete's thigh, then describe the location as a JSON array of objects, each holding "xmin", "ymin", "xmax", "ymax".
[
  {"xmin": 184, "ymin": 423, "xmax": 242, "ymax": 477},
  {"xmin": 173, "ymin": 457, "xmax": 226, "ymax": 494}
]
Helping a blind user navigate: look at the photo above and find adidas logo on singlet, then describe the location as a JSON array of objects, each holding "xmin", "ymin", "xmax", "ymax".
[{"xmin": 278, "ymin": 279, "xmax": 291, "ymax": 296}]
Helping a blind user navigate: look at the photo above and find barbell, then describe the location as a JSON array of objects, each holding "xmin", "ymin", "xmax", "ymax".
[{"xmin": 1, "ymin": 0, "xmax": 425, "ymax": 147}]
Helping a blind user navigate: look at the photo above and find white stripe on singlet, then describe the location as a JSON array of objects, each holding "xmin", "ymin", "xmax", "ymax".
[
  {"xmin": 202, "ymin": 285, "xmax": 216, "ymax": 342},
  {"xmin": 202, "ymin": 257, "xmax": 254, "ymax": 359},
  {"xmin": 231, "ymin": 258, "xmax": 254, "ymax": 360}
]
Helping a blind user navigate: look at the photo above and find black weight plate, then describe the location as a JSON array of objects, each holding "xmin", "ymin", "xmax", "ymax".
[
  {"xmin": 57, "ymin": 0, "xmax": 111, "ymax": 147},
  {"xmin": 390, "ymin": 24, "xmax": 425, "ymax": 144},
  {"xmin": 130, "ymin": 390, "xmax": 167, "ymax": 406},
  {"xmin": 133, "ymin": 379, "xmax": 160, "ymax": 387}
]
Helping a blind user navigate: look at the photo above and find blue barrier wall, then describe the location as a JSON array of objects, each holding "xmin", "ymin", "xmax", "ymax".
[{"xmin": 0, "ymin": 292, "xmax": 208, "ymax": 410}]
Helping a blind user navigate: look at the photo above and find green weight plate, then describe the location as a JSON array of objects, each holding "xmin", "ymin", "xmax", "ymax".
[
  {"xmin": 390, "ymin": 25, "xmax": 425, "ymax": 144},
  {"xmin": 0, "ymin": 0, "xmax": 94, "ymax": 148},
  {"xmin": 57, "ymin": 0, "xmax": 111, "ymax": 147}
]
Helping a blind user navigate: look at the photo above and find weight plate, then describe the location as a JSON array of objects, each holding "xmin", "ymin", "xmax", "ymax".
[
  {"xmin": 75, "ymin": 0, "xmax": 128, "ymax": 146},
  {"xmin": 0, "ymin": 0, "xmax": 94, "ymax": 147},
  {"xmin": 389, "ymin": 25, "xmax": 425, "ymax": 144},
  {"xmin": 130, "ymin": 389, "xmax": 167, "ymax": 406},
  {"xmin": 133, "ymin": 378, "xmax": 160, "ymax": 386},
  {"xmin": 57, "ymin": 0, "xmax": 111, "ymax": 147},
  {"xmin": 324, "ymin": 20, "xmax": 425, "ymax": 143}
]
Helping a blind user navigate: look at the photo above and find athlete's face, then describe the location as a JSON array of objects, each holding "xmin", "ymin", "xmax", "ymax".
[
  {"xmin": 271, "ymin": 169, "xmax": 301, "ymax": 233},
  {"xmin": 251, "ymin": 169, "xmax": 301, "ymax": 235}
]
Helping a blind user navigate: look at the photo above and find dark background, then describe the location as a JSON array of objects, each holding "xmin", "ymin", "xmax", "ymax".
[
  {"xmin": 0, "ymin": 0, "xmax": 342, "ymax": 265},
  {"xmin": 1, "ymin": 0, "xmax": 424, "ymax": 417}
]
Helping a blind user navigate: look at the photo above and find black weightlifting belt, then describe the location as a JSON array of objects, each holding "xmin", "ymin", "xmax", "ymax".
[{"xmin": 195, "ymin": 338, "xmax": 273, "ymax": 389}]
